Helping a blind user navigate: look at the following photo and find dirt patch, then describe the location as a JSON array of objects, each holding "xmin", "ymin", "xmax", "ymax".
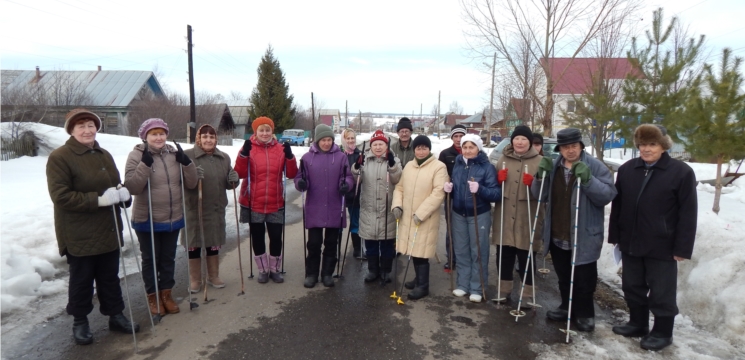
[{"xmin": 594, "ymin": 280, "xmax": 628, "ymax": 312}]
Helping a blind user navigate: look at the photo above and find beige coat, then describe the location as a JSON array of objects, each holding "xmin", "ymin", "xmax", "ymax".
[
  {"xmin": 354, "ymin": 150, "xmax": 402, "ymax": 240},
  {"xmin": 392, "ymin": 155, "xmax": 448, "ymax": 258},
  {"xmin": 490, "ymin": 145, "xmax": 544, "ymax": 252}
]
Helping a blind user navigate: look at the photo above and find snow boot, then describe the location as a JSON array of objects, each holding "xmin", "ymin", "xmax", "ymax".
[
  {"xmin": 109, "ymin": 313, "xmax": 140, "ymax": 334},
  {"xmin": 160, "ymin": 289, "xmax": 180, "ymax": 314},
  {"xmin": 147, "ymin": 292, "xmax": 166, "ymax": 316},
  {"xmin": 546, "ymin": 308, "xmax": 568, "ymax": 322},
  {"xmin": 321, "ymin": 256, "xmax": 337, "ymax": 287},
  {"xmin": 379, "ymin": 257, "xmax": 393, "ymax": 285},
  {"xmin": 255, "ymin": 253, "xmax": 269, "ymax": 284},
  {"xmin": 522, "ymin": 284, "xmax": 535, "ymax": 304},
  {"xmin": 575, "ymin": 317, "xmax": 595, "ymax": 332},
  {"xmin": 268, "ymin": 255, "xmax": 284, "ymax": 283},
  {"xmin": 304, "ymin": 255, "xmax": 321, "ymax": 288},
  {"xmin": 206, "ymin": 255, "xmax": 226, "ymax": 288},
  {"xmin": 351, "ymin": 233, "xmax": 366, "ymax": 259},
  {"xmin": 364, "ymin": 256, "xmax": 380, "ymax": 283},
  {"xmin": 613, "ymin": 305, "xmax": 649, "ymax": 337},
  {"xmin": 640, "ymin": 316, "xmax": 674, "ymax": 351},
  {"xmin": 72, "ymin": 316, "xmax": 93, "ymax": 345},
  {"xmin": 494, "ymin": 280, "xmax": 512, "ymax": 303},
  {"xmin": 407, "ymin": 263, "xmax": 430, "ymax": 300},
  {"xmin": 188, "ymin": 258, "xmax": 202, "ymax": 293}
]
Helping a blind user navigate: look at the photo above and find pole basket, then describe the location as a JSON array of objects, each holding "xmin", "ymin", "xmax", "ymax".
[{"xmin": 510, "ymin": 309, "xmax": 526, "ymax": 318}]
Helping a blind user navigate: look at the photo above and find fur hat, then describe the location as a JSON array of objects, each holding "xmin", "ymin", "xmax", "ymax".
[
  {"xmin": 450, "ymin": 124, "xmax": 467, "ymax": 138},
  {"xmin": 252, "ymin": 116, "xmax": 274, "ymax": 133},
  {"xmin": 461, "ymin": 134, "xmax": 483, "ymax": 152},
  {"xmin": 397, "ymin": 117, "xmax": 413, "ymax": 132},
  {"xmin": 510, "ymin": 125, "xmax": 533, "ymax": 145},
  {"xmin": 411, "ymin": 134, "xmax": 431, "ymax": 150},
  {"xmin": 64, "ymin": 108, "xmax": 101, "ymax": 135},
  {"xmin": 138, "ymin": 118, "xmax": 169, "ymax": 141},
  {"xmin": 314, "ymin": 124, "xmax": 334, "ymax": 144},
  {"xmin": 370, "ymin": 129, "xmax": 388, "ymax": 145},
  {"xmin": 634, "ymin": 124, "xmax": 672, "ymax": 150}
]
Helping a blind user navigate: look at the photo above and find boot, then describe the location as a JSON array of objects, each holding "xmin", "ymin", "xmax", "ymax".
[
  {"xmin": 188, "ymin": 258, "xmax": 202, "ymax": 293},
  {"xmin": 404, "ymin": 277, "xmax": 417, "ymax": 290},
  {"xmin": 575, "ymin": 317, "xmax": 595, "ymax": 332},
  {"xmin": 206, "ymin": 255, "xmax": 225, "ymax": 288},
  {"xmin": 321, "ymin": 256, "xmax": 337, "ymax": 287},
  {"xmin": 640, "ymin": 316, "xmax": 674, "ymax": 351},
  {"xmin": 109, "ymin": 313, "xmax": 140, "ymax": 334},
  {"xmin": 522, "ymin": 284, "xmax": 535, "ymax": 304},
  {"xmin": 613, "ymin": 306, "xmax": 650, "ymax": 337},
  {"xmin": 147, "ymin": 292, "xmax": 166, "ymax": 316},
  {"xmin": 546, "ymin": 308, "xmax": 568, "ymax": 322},
  {"xmin": 255, "ymin": 253, "xmax": 269, "ymax": 284},
  {"xmin": 351, "ymin": 234, "xmax": 366, "ymax": 259},
  {"xmin": 407, "ymin": 263, "xmax": 430, "ymax": 300},
  {"xmin": 268, "ymin": 255, "xmax": 284, "ymax": 283},
  {"xmin": 364, "ymin": 256, "xmax": 380, "ymax": 283},
  {"xmin": 160, "ymin": 289, "xmax": 180, "ymax": 314},
  {"xmin": 494, "ymin": 280, "xmax": 513, "ymax": 303},
  {"xmin": 379, "ymin": 257, "xmax": 393, "ymax": 285},
  {"xmin": 304, "ymin": 255, "xmax": 321, "ymax": 288},
  {"xmin": 72, "ymin": 316, "xmax": 93, "ymax": 345}
]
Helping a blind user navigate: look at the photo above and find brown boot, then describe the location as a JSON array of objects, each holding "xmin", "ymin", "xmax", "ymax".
[
  {"xmin": 160, "ymin": 289, "xmax": 180, "ymax": 314},
  {"xmin": 494, "ymin": 280, "xmax": 513, "ymax": 303},
  {"xmin": 147, "ymin": 293, "xmax": 166, "ymax": 316},
  {"xmin": 206, "ymin": 255, "xmax": 226, "ymax": 288},
  {"xmin": 522, "ymin": 284, "xmax": 536, "ymax": 304},
  {"xmin": 189, "ymin": 258, "xmax": 202, "ymax": 293}
]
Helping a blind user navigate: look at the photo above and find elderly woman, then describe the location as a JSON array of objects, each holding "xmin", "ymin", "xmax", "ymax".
[
  {"xmin": 47, "ymin": 108, "xmax": 138, "ymax": 345},
  {"xmin": 491, "ymin": 125, "xmax": 544, "ymax": 303},
  {"xmin": 354, "ymin": 130, "xmax": 402, "ymax": 285},
  {"xmin": 183, "ymin": 124, "xmax": 240, "ymax": 292},
  {"xmin": 342, "ymin": 128, "xmax": 364, "ymax": 259},
  {"xmin": 392, "ymin": 135, "xmax": 448, "ymax": 300},
  {"xmin": 235, "ymin": 117, "xmax": 297, "ymax": 284},
  {"xmin": 295, "ymin": 124, "xmax": 352, "ymax": 288},
  {"xmin": 125, "ymin": 118, "xmax": 198, "ymax": 317},
  {"xmin": 444, "ymin": 134, "xmax": 501, "ymax": 303}
]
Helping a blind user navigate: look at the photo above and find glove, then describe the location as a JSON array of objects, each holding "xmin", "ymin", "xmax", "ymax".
[
  {"xmin": 354, "ymin": 155, "xmax": 365, "ymax": 170},
  {"xmin": 196, "ymin": 165, "xmax": 205, "ymax": 179},
  {"xmin": 117, "ymin": 187, "xmax": 131, "ymax": 203},
  {"xmin": 392, "ymin": 207, "xmax": 403, "ymax": 220},
  {"xmin": 283, "ymin": 142, "xmax": 293, "ymax": 159},
  {"xmin": 339, "ymin": 181, "xmax": 349, "ymax": 195},
  {"xmin": 241, "ymin": 139, "xmax": 252, "ymax": 157},
  {"xmin": 522, "ymin": 173, "xmax": 534, "ymax": 186},
  {"xmin": 468, "ymin": 180, "xmax": 479, "ymax": 193},
  {"xmin": 572, "ymin": 161, "xmax": 592, "ymax": 184},
  {"xmin": 443, "ymin": 182, "xmax": 453, "ymax": 193},
  {"xmin": 387, "ymin": 151, "xmax": 395, "ymax": 168},
  {"xmin": 174, "ymin": 142, "xmax": 191, "ymax": 166},
  {"xmin": 297, "ymin": 178, "xmax": 308, "ymax": 191},
  {"xmin": 228, "ymin": 169, "xmax": 239, "ymax": 184},
  {"xmin": 141, "ymin": 148, "xmax": 153, "ymax": 167},
  {"xmin": 497, "ymin": 169, "xmax": 508, "ymax": 184},
  {"xmin": 536, "ymin": 157, "xmax": 553, "ymax": 179},
  {"xmin": 413, "ymin": 215, "xmax": 422, "ymax": 226},
  {"xmin": 98, "ymin": 187, "xmax": 120, "ymax": 207}
]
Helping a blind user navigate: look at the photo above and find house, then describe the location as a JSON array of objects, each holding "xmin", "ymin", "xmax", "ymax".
[
  {"xmin": 500, "ymin": 98, "xmax": 532, "ymax": 137},
  {"xmin": 226, "ymin": 99, "xmax": 251, "ymax": 139},
  {"xmin": 319, "ymin": 109, "xmax": 341, "ymax": 131},
  {"xmin": 458, "ymin": 110, "xmax": 504, "ymax": 144},
  {"xmin": 179, "ymin": 103, "xmax": 236, "ymax": 145}
]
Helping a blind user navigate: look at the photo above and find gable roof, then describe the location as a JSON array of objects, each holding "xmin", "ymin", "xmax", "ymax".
[{"xmin": 546, "ymin": 58, "xmax": 638, "ymax": 95}]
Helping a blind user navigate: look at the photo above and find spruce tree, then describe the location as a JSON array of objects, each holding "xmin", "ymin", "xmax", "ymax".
[{"xmin": 248, "ymin": 45, "xmax": 296, "ymax": 133}]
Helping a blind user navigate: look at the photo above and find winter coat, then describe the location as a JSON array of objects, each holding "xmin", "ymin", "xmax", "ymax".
[
  {"xmin": 47, "ymin": 137, "xmax": 126, "ymax": 257},
  {"xmin": 490, "ymin": 145, "xmax": 545, "ymax": 252},
  {"xmin": 234, "ymin": 136, "xmax": 298, "ymax": 214},
  {"xmin": 390, "ymin": 137, "xmax": 414, "ymax": 169},
  {"xmin": 354, "ymin": 150, "xmax": 403, "ymax": 240},
  {"xmin": 182, "ymin": 146, "xmax": 236, "ymax": 248},
  {"xmin": 392, "ymin": 155, "xmax": 448, "ymax": 257},
  {"xmin": 124, "ymin": 143, "xmax": 198, "ymax": 232},
  {"xmin": 608, "ymin": 152, "xmax": 697, "ymax": 260},
  {"xmin": 295, "ymin": 143, "xmax": 353, "ymax": 229},
  {"xmin": 438, "ymin": 145, "xmax": 460, "ymax": 178},
  {"xmin": 451, "ymin": 151, "xmax": 501, "ymax": 217},
  {"xmin": 531, "ymin": 151, "xmax": 616, "ymax": 265},
  {"xmin": 344, "ymin": 147, "xmax": 363, "ymax": 208}
]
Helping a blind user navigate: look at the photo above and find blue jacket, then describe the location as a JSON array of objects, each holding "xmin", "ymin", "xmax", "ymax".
[{"xmin": 451, "ymin": 151, "xmax": 501, "ymax": 216}]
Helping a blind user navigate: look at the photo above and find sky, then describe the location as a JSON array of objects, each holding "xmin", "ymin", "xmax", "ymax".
[{"xmin": 1, "ymin": 0, "xmax": 744, "ymax": 115}]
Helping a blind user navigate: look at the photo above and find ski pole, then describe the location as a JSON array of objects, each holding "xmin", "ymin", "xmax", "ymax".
[
  {"xmin": 339, "ymin": 165, "xmax": 362, "ymax": 278},
  {"xmin": 561, "ymin": 178, "xmax": 582, "ymax": 342},
  {"xmin": 527, "ymin": 169, "xmax": 547, "ymax": 306},
  {"xmin": 335, "ymin": 165, "xmax": 347, "ymax": 278},
  {"xmin": 471, "ymin": 177, "xmax": 487, "ymax": 301},
  {"xmin": 512, "ymin": 165, "xmax": 544, "ymax": 320},
  {"xmin": 120, "ymin": 202, "xmax": 157, "ymax": 332},
  {"xmin": 446, "ymin": 193, "xmax": 454, "ymax": 292},
  {"xmin": 381, "ymin": 169, "xmax": 390, "ymax": 287},
  {"xmin": 281, "ymin": 169, "xmax": 287, "ymax": 274},
  {"xmin": 390, "ymin": 218, "xmax": 400, "ymax": 301},
  {"xmin": 197, "ymin": 179, "xmax": 210, "ymax": 303},
  {"xmin": 179, "ymin": 167, "xmax": 199, "ymax": 310},
  {"xmin": 300, "ymin": 159, "xmax": 307, "ymax": 268},
  {"xmin": 146, "ymin": 177, "xmax": 162, "ymax": 323},
  {"xmin": 246, "ymin": 159, "xmax": 254, "ymax": 280},
  {"xmin": 396, "ymin": 223, "xmax": 418, "ymax": 305},
  {"xmin": 231, "ymin": 185, "xmax": 245, "ymax": 295},
  {"xmin": 111, "ymin": 205, "xmax": 138, "ymax": 353},
  {"xmin": 493, "ymin": 163, "xmax": 507, "ymax": 304}
]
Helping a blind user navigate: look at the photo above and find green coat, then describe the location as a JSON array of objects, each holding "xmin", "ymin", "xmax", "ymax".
[{"xmin": 46, "ymin": 137, "xmax": 124, "ymax": 257}]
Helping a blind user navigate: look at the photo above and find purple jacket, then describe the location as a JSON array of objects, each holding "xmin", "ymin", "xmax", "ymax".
[{"xmin": 295, "ymin": 143, "xmax": 354, "ymax": 229}]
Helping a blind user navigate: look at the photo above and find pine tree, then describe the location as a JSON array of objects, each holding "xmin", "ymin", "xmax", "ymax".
[
  {"xmin": 248, "ymin": 45, "xmax": 296, "ymax": 133},
  {"xmin": 679, "ymin": 48, "xmax": 745, "ymax": 214}
]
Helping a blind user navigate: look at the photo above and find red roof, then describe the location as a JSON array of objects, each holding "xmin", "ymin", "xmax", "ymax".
[{"xmin": 546, "ymin": 58, "xmax": 639, "ymax": 95}]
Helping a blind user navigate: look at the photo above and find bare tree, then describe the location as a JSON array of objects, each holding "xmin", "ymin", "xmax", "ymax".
[
  {"xmin": 230, "ymin": 91, "xmax": 245, "ymax": 101},
  {"xmin": 449, "ymin": 101, "xmax": 464, "ymax": 115},
  {"xmin": 293, "ymin": 104, "xmax": 314, "ymax": 131}
]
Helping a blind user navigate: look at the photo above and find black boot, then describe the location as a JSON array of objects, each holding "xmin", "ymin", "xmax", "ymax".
[
  {"xmin": 407, "ymin": 263, "xmax": 430, "ymax": 300},
  {"xmin": 72, "ymin": 316, "xmax": 93, "ymax": 345},
  {"xmin": 351, "ymin": 234, "xmax": 366, "ymax": 260},
  {"xmin": 364, "ymin": 256, "xmax": 380, "ymax": 283},
  {"xmin": 304, "ymin": 255, "xmax": 321, "ymax": 288},
  {"xmin": 546, "ymin": 308, "xmax": 568, "ymax": 322},
  {"xmin": 404, "ymin": 278, "xmax": 417, "ymax": 290},
  {"xmin": 575, "ymin": 317, "xmax": 595, "ymax": 332},
  {"xmin": 379, "ymin": 257, "xmax": 393, "ymax": 285},
  {"xmin": 321, "ymin": 256, "xmax": 337, "ymax": 287},
  {"xmin": 613, "ymin": 306, "xmax": 649, "ymax": 337},
  {"xmin": 640, "ymin": 316, "xmax": 674, "ymax": 351},
  {"xmin": 109, "ymin": 313, "xmax": 140, "ymax": 334}
]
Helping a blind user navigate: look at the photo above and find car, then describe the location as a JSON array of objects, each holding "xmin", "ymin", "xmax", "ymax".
[{"xmin": 278, "ymin": 129, "xmax": 306, "ymax": 146}]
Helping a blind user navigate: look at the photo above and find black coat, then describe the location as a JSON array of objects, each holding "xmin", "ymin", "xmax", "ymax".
[
  {"xmin": 345, "ymin": 148, "xmax": 362, "ymax": 208},
  {"xmin": 438, "ymin": 145, "xmax": 460, "ymax": 178},
  {"xmin": 608, "ymin": 152, "xmax": 698, "ymax": 260}
]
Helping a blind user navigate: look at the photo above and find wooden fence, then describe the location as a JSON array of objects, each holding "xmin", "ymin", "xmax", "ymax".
[{"xmin": 1, "ymin": 132, "xmax": 38, "ymax": 161}]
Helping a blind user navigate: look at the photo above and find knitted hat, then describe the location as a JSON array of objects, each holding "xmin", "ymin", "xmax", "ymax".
[
  {"xmin": 397, "ymin": 117, "xmax": 413, "ymax": 132},
  {"xmin": 252, "ymin": 116, "xmax": 274, "ymax": 133},
  {"xmin": 554, "ymin": 128, "xmax": 585, "ymax": 152},
  {"xmin": 138, "ymin": 118, "xmax": 169, "ymax": 141},
  {"xmin": 64, "ymin": 108, "xmax": 101, "ymax": 135},
  {"xmin": 411, "ymin": 135, "xmax": 431, "ymax": 150},
  {"xmin": 510, "ymin": 125, "xmax": 533, "ymax": 145},
  {"xmin": 532, "ymin": 132, "xmax": 544, "ymax": 145},
  {"xmin": 634, "ymin": 124, "xmax": 672, "ymax": 150},
  {"xmin": 195, "ymin": 124, "xmax": 216, "ymax": 148},
  {"xmin": 314, "ymin": 124, "xmax": 334, "ymax": 144},
  {"xmin": 369, "ymin": 129, "xmax": 388, "ymax": 145},
  {"xmin": 460, "ymin": 134, "xmax": 483, "ymax": 152},
  {"xmin": 450, "ymin": 124, "xmax": 467, "ymax": 138}
]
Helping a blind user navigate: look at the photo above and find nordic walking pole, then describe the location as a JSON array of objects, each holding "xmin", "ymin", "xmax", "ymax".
[
  {"xmin": 340, "ymin": 160, "xmax": 362, "ymax": 278},
  {"xmin": 561, "ymin": 178, "xmax": 582, "ymax": 343},
  {"xmin": 231, "ymin": 185, "xmax": 245, "ymax": 295},
  {"xmin": 396, "ymin": 223, "xmax": 418, "ymax": 305},
  {"xmin": 299, "ymin": 159, "xmax": 307, "ymax": 268},
  {"xmin": 146, "ymin": 178, "xmax": 162, "ymax": 323},
  {"xmin": 281, "ymin": 169, "xmax": 287, "ymax": 274},
  {"xmin": 335, "ymin": 165, "xmax": 348, "ymax": 278},
  {"xmin": 357, "ymin": 141, "xmax": 368, "ymax": 272},
  {"xmin": 120, "ymin": 204, "xmax": 156, "ymax": 332},
  {"xmin": 493, "ymin": 163, "xmax": 507, "ymax": 304},
  {"xmin": 447, "ymin": 193, "xmax": 454, "ymax": 292},
  {"xmin": 390, "ymin": 218, "xmax": 401, "ymax": 301},
  {"xmin": 471, "ymin": 177, "xmax": 487, "ymax": 301},
  {"xmin": 526, "ymin": 169, "xmax": 547, "ymax": 307},
  {"xmin": 246, "ymin": 159, "xmax": 254, "ymax": 280},
  {"xmin": 198, "ymin": 179, "xmax": 210, "ymax": 303},
  {"xmin": 512, "ymin": 165, "xmax": 544, "ymax": 320},
  {"xmin": 179, "ymin": 166, "xmax": 199, "ymax": 310},
  {"xmin": 381, "ymin": 169, "xmax": 390, "ymax": 287},
  {"xmin": 111, "ymin": 205, "xmax": 138, "ymax": 353}
]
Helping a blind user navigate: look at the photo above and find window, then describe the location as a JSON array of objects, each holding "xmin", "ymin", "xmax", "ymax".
[{"xmin": 566, "ymin": 100, "xmax": 576, "ymax": 113}]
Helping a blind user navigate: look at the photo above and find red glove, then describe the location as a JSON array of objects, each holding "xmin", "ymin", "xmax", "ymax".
[
  {"xmin": 497, "ymin": 169, "xmax": 508, "ymax": 184},
  {"xmin": 523, "ymin": 172, "xmax": 534, "ymax": 186}
]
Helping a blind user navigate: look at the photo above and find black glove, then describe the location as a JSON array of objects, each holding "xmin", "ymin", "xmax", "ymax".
[
  {"xmin": 387, "ymin": 151, "xmax": 395, "ymax": 168},
  {"xmin": 241, "ymin": 139, "xmax": 252, "ymax": 157},
  {"xmin": 339, "ymin": 181, "xmax": 349, "ymax": 194},
  {"xmin": 354, "ymin": 154, "xmax": 365, "ymax": 170},
  {"xmin": 283, "ymin": 142, "xmax": 293, "ymax": 159},
  {"xmin": 141, "ymin": 146, "xmax": 153, "ymax": 167},
  {"xmin": 297, "ymin": 178, "xmax": 308, "ymax": 191},
  {"xmin": 174, "ymin": 142, "xmax": 191, "ymax": 166}
]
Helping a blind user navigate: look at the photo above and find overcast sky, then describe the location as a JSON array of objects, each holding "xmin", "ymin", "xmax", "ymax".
[{"xmin": 2, "ymin": 0, "xmax": 743, "ymax": 115}]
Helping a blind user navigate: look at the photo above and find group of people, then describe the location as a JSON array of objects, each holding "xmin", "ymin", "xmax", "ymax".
[{"xmin": 48, "ymin": 109, "xmax": 696, "ymax": 352}]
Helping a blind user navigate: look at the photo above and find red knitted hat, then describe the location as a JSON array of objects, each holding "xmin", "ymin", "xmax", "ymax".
[
  {"xmin": 370, "ymin": 130, "xmax": 388, "ymax": 145},
  {"xmin": 252, "ymin": 116, "xmax": 274, "ymax": 133}
]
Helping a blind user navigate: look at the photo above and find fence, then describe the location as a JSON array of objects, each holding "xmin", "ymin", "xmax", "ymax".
[{"xmin": 1, "ymin": 132, "xmax": 38, "ymax": 161}]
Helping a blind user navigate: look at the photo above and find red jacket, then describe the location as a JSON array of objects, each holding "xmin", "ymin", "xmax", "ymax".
[{"xmin": 235, "ymin": 136, "xmax": 298, "ymax": 214}]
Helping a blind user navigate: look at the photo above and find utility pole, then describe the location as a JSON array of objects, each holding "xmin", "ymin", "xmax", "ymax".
[
  {"xmin": 359, "ymin": 110, "xmax": 362, "ymax": 134},
  {"xmin": 345, "ymin": 100, "xmax": 348, "ymax": 128},
  {"xmin": 187, "ymin": 25, "xmax": 196, "ymax": 144},
  {"xmin": 487, "ymin": 52, "xmax": 496, "ymax": 146},
  {"xmin": 437, "ymin": 91, "xmax": 441, "ymax": 134},
  {"xmin": 420, "ymin": 103, "xmax": 423, "ymax": 134},
  {"xmin": 311, "ymin": 92, "xmax": 315, "ymax": 127}
]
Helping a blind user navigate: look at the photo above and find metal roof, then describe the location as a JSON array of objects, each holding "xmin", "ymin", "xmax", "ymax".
[{"xmin": 1, "ymin": 69, "xmax": 164, "ymax": 108}]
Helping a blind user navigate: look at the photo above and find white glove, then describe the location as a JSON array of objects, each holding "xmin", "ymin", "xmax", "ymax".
[
  {"xmin": 117, "ymin": 187, "xmax": 130, "ymax": 203},
  {"xmin": 468, "ymin": 181, "xmax": 479, "ymax": 193},
  {"xmin": 443, "ymin": 182, "xmax": 453, "ymax": 193},
  {"xmin": 98, "ymin": 187, "xmax": 119, "ymax": 207}
]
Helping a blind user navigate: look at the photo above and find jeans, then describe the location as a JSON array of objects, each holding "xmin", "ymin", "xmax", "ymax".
[{"xmin": 451, "ymin": 211, "xmax": 491, "ymax": 295}]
